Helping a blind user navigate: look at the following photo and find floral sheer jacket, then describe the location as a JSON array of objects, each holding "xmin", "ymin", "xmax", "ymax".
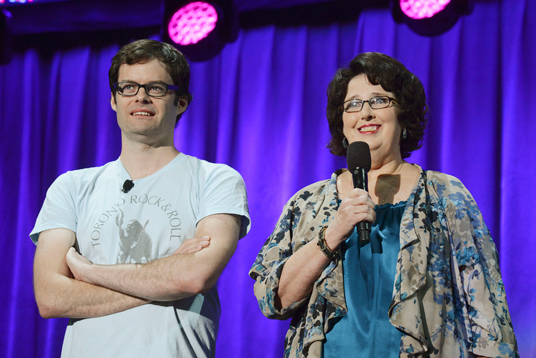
[{"xmin": 250, "ymin": 167, "xmax": 518, "ymax": 358}]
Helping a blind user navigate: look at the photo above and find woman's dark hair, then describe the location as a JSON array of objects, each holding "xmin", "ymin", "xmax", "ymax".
[
  {"xmin": 326, "ymin": 52, "xmax": 428, "ymax": 158},
  {"xmin": 108, "ymin": 39, "xmax": 193, "ymax": 124}
]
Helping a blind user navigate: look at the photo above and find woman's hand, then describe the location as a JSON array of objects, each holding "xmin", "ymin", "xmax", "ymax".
[
  {"xmin": 325, "ymin": 188, "xmax": 376, "ymax": 250},
  {"xmin": 276, "ymin": 188, "xmax": 375, "ymax": 309},
  {"xmin": 173, "ymin": 236, "xmax": 211, "ymax": 255}
]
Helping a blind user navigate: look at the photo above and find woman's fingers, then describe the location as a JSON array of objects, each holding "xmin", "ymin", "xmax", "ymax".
[
  {"xmin": 173, "ymin": 236, "xmax": 211, "ymax": 255},
  {"xmin": 326, "ymin": 190, "xmax": 376, "ymax": 247},
  {"xmin": 345, "ymin": 188, "xmax": 376, "ymax": 208},
  {"xmin": 340, "ymin": 191, "xmax": 376, "ymax": 219}
]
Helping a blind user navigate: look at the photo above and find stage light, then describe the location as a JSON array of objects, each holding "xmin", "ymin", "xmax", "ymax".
[
  {"xmin": 392, "ymin": 0, "xmax": 473, "ymax": 36},
  {"xmin": 0, "ymin": 0, "xmax": 34, "ymax": 3},
  {"xmin": 400, "ymin": 0, "xmax": 451, "ymax": 19},
  {"xmin": 163, "ymin": 0, "xmax": 237, "ymax": 62},
  {"xmin": 168, "ymin": 2, "xmax": 218, "ymax": 46}
]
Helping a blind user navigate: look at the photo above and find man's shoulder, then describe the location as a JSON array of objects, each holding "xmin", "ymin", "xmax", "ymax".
[
  {"xmin": 67, "ymin": 160, "xmax": 117, "ymax": 176},
  {"xmin": 50, "ymin": 160, "xmax": 118, "ymax": 191},
  {"xmin": 178, "ymin": 154, "xmax": 241, "ymax": 179}
]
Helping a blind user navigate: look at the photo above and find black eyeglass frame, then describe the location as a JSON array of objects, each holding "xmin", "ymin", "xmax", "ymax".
[
  {"xmin": 341, "ymin": 96, "xmax": 398, "ymax": 113},
  {"xmin": 114, "ymin": 81, "xmax": 180, "ymax": 98}
]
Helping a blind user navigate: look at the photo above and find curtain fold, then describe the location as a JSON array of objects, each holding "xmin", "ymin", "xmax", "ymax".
[{"xmin": 1, "ymin": 1, "xmax": 534, "ymax": 357}]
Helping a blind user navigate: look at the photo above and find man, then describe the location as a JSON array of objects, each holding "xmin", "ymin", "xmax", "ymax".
[{"xmin": 30, "ymin": 39, "xmax": 250, "ymax": 358}]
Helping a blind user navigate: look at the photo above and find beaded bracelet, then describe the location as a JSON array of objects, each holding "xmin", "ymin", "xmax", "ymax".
[{"xmin": 317, "ymin": 226, "xmax": 339, "ymax": 260}]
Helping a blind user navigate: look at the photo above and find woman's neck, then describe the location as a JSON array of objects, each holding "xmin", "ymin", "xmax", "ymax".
[
  {"xmin": 337, "ymin": 153, "xmax": 419, "ymax": 205},
  {"xmin": 368, "ymin": 157, "xmax": 404, "ymax": 183}
]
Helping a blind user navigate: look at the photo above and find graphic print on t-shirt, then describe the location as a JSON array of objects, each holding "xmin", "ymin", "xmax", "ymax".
[
  {"xmin": 87, "ymin": 190, "xmax": 189, "ymax": 265},
  {"xmin": 115, "ymin": 207, "xmax": 153, "ymax": 264}
]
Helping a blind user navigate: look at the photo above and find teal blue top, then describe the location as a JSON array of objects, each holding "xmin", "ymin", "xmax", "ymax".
[{"xmin": 323, "ymin": 200, "xmax": 407, "ymax": 357}]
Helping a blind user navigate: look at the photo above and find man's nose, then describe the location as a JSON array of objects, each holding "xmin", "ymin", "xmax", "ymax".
[{"xmin": 136, "ymin": 86, "xmax": 152, "ymax": 102}]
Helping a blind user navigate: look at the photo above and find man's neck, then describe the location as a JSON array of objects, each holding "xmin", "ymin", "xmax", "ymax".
[{"xmin": 120, "ymin": 141, "xmax": 180, "ymax": 180}]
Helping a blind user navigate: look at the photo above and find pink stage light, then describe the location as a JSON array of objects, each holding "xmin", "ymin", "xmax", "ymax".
[
  {"xmin": 400, "ymin": 0, "xmax": 451, "ymax": 19},
  {"xmin": 1, "ymin": 0, "xmax": 34, "ymax": 3},
  {"xmin": 168, "ymin": 1, "xmax": 218, "ymax": 46}
]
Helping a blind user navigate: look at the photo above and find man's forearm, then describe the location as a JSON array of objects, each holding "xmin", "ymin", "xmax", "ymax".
[
  {"xmin": 35, "ymin": 270, "xmax": 150, "ymax": 319},
  {"xmin": 66, "ymin": 214, "xmax": 241, "ymax": 302},
  {"xmin": 73, "ymin": 252, "xmax": 208, "ymax": 301},
  {"xmin": 34, "ymin": 228, "xmax": 151, "ymax": 319}
]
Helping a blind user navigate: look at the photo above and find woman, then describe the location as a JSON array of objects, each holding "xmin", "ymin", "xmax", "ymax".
[{"xmin": 250, "ymin": 53, "xmax": 518, "ymax": 358}]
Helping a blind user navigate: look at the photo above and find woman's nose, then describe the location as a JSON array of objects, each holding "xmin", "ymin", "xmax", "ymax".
[{"xmin": 360, "ymin": 101, "xmax": 374, "ymax": 120}]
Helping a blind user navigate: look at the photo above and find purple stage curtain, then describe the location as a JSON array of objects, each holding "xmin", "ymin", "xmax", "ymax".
[{"xmin": 1, "ymin": 1, "xmax": 535, "ymax": 357}]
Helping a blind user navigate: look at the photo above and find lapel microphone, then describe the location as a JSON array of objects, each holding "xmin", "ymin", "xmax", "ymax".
[{"xmin": 122, "ymin": 179, "xmax": 134, "ymax": 193}]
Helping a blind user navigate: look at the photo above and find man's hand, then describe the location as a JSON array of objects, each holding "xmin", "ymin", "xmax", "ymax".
[
  {"xmin": 66, "ymin": 236, "xmax": 212, "ymax": 284},
  {"xmin": 34, "ymin": 228, "xmax": 150, "ymax": 319},
  {"xmin": 62, "ymin": 214, "xmax": 240, "ymax": 302},
  {"xmin": 66, "ymin": 247, "xmax": 93, "ymax": 282}
]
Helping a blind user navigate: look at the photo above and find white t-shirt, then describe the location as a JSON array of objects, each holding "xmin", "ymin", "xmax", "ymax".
[{"xmin": 31, "ymin": 153, "xmax": 250, "ymax": 358}]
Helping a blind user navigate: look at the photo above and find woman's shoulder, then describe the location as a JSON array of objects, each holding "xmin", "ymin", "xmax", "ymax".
[
  {"xmin": 295, "ymin": 178, "xmax": 330, "ymax": 196},
  {"xmin": 421, "ymin": 169, "xmax": 481, "ymax": 210},
  {"xmin": 282, "ymin": 180, "xmax": 330, "ymax": 212},
  {"xmin": 422, "ymin": 169, "xmax": 468, "ymax": 192},
  {"xmin": 425, "ymin": 169, "xmax": 459, "ymax": 181},
  {"xmin": 287, "ymin": 171, "xmax": 340, "ymax": 207}
]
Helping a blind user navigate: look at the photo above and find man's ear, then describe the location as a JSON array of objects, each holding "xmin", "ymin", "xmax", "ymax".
[
  {"xmin": 176, "ymin": 97, "xmax": 188, "ymax": 116},
  {"xmin": 111, "ymin": 93, "xmax": 117, "ymax": 112}
]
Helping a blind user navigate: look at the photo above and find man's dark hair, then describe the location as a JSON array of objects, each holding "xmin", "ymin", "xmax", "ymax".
[
  {"xmin": 109, "ymin": 39, "xmax": 193, "ymax": 124},
  {"xmin": 326, "ymin": 52, "xmax": 428, "ymax": 158}
]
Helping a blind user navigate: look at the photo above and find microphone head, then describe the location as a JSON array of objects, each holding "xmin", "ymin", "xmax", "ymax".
[
  {"xmin": 122, "ymin": 179, "xmax": 135, "ymax": 193},
  {"xmin": 346, "ymin": 141, "xmax": 371, "ymax": 172}
]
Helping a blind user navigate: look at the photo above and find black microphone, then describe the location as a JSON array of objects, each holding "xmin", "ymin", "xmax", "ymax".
[
  {"xmin": 122, "ymin": 179, "xmax": 134, "ymax": 193},
  {"xmin": 346, "ymin": 141, "xmax": 372, "ymax": 245}
]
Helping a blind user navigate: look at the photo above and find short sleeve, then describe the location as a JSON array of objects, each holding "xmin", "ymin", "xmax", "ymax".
[
  {"xmin": 198, "ymin": 164, "xmax": 250, "ymax": 239},
  {"xmin": 30, "ymin": 172, "xmax": 77, "ymax": 244}
]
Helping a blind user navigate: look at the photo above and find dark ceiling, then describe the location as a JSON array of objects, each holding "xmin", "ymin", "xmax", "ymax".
[{"xmin": 4, "ymin": 0, "xmax": 390, "ymax": 36}]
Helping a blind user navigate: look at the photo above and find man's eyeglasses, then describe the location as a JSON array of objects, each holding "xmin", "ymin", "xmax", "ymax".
[
  {"xmin": 342, "ymin": 96, "xmax": 397, "ymax": 113},
  {"xmin": 114, "ymin": 81, "xmax": 179, "ymax": 98}
]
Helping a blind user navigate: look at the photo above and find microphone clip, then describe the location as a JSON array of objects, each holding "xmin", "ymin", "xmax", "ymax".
[{"xmin": 122, "ymin": 179, "xmax": 134, "ymax": 193}]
